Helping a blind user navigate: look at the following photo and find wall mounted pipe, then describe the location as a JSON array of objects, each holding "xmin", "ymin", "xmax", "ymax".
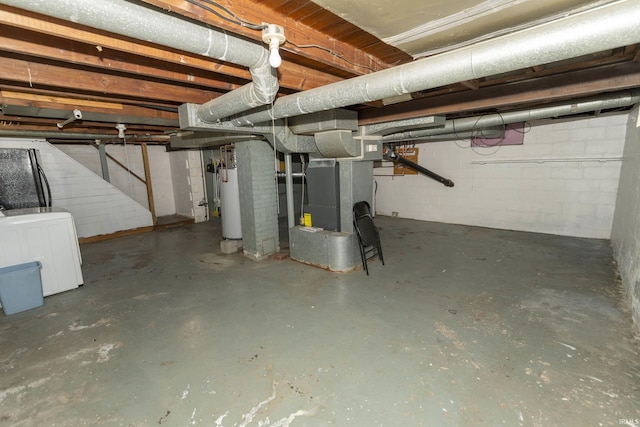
[
  {"xmin": 56, "ymin": 109, "xmax": 83, "ymax": 129},
  {"xmin": 381, "ymin": 130, "xmax": 505, "ymax": 142},
  {"xmin": 276, "ymin": 172, "xmax": 305, "ymax": 178},
  {"xmin": 0, "ymin": 0, "xmax": 278, "ymax": 123},
  {"xmin": 382, "ymin": 89, "xmax": 640, "ymax": 143},
  {"xmin": 229, "ymin": 0, "xmax": 640, "ymax": 126},
  {"xmin": 383, "ymin": 150, "xmax": 455, "ymax": 187}
]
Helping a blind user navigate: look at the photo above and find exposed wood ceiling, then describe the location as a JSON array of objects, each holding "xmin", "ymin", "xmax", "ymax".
[{"xmin": 0, "ymin": 0, "xmax": 639, "ymax": 143}]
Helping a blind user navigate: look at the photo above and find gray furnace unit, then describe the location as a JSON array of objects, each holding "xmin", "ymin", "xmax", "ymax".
[{"xmin": 306, "ymin": 159, "xmax": 340, "ymax": 232}]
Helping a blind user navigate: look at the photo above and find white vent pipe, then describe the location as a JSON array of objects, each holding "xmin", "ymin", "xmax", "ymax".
[
  {"xmin": 0, "ymin": 0, "xmax": 277, "ymax": 122},
  {"xmin": 382, "ymin": 89, "xmax": 640, "ymax": 142},
  {"xmin": 230, "ymin": 0, "xmax": 640, "ymax": 126}
]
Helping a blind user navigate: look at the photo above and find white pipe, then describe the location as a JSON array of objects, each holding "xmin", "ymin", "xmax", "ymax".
[
  {"xmin": 229, "ymin": 0, "xmax": 640, "ymax": 126},
  {"xmin": 0, "ymin": 0, "xmax": 278, "ymax": 123},
  {"xmin": 56, "ymin": 109, "xmax": 82, "ymax": 129}
]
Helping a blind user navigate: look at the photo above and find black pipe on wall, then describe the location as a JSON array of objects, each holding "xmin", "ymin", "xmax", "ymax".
[{"xmin": 383, "ymin": 150, "xmax": 454, "ymax": 188}]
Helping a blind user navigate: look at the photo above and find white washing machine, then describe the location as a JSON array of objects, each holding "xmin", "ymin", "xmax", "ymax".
[{"xmin": 0, "ymin": 207, "xmax": 83, "ymax": 297}]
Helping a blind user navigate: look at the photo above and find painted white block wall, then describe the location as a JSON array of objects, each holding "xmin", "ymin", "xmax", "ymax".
[
  {"xmin": 104, "ymin": 144, "xmax": 148, "ymax": 209},
  {"xmin": 169, "ymin": 149, "xmax": 207, "ymax": 223},
  {"xmin": 0, "ymin": 139, "xmax": 152, "ymax": 238},
  {"xmin": 147, "ymin": 146, "xmax": 176, "ymax": 217},
  {"xmin": 57, "ymin": 144, "xmax": 177, "ymax": 217},
  {"xmin": 611, "ymin": 105, "xmax": 640, "ymax": 327},
  {"xmin": 375, "ymin": 112, "xmax": 628, "ymax": 238}
]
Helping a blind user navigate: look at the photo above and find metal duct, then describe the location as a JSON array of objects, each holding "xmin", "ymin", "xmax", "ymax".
[
  {"xmin": 382, "ymin": 89, "xmax": 640, "ymax": 142},
  {"xmin": 382, "ymin": 130, "xmax": 505, "ymax": 142},
  {"xmin": 229, "ymin": 0, "xmax": 640, "ymax": 126},
  {"xmin": 0, "ymin": 0, "xmax": 277, "ymax": 123},
  {"xmin": 0, "ymin": 130, "xmax": 136, "ymax": 140}
]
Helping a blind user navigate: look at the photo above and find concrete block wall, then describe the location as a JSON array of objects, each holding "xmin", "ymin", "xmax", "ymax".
[
  {"xmin": 104, "ymin": 145, "xmax": 148, "ymax": 210},
  {"xmin": 611, "ymin": 105, "xmax": 640, "ymax": 327},
  {"xmin": 146, "ymin": 146, "xmax": 177, "ymax": 217},
  {"xmin": 57, "ymin": 144, "xmax": 176, "ymax": 217},
  {"xmin": 0, "ymin": 139, "xmax": 152, "ymax": 238},
  {"xmin": 169, "ymin": 149, "xmax": 207, "ymax": 223},
  {"xmin": 235, "ymin": 140, "xmax": 279, "ymax": 259},
  {"xmin": 375, "ymin": 112, "xmax": 628, "ymax": 238}
]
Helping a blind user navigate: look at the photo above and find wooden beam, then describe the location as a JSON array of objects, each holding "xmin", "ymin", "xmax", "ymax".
[
  {"xmin": 2, "ymin": 90, "xmax": 123, "ymax": 110},
  {"xmin": 140, "ymin": 0, "xmax": 397, "ymax": 75},
  {"xmin": 0, "ymin": 55, "xmax": 221, "ymax": 104},
  {"xmin": 460, "ymin": 80, "xmax": 479, "ymax": 90},
  {"xmin": 359, "ymin": 62, "xmax": 640, "ymax": 125},
  {"xmin": 1, "ymin": 85, "xmax": 180, "ymax": 113},
  {"xmin": 0, "ymin": 5, "xmax": 342, "ymax": 91},
  {"xmin": 0, "ymin": 92, "xmax": 179, "ymax": 134},
  {"xmin": 0, "ymin": 6, "xmax": 248, "ymax": 76},
  {"xmin": 78, "ymin": 226, "xmax": 155, "ymax": 244},
  {"xmin": 0, "ymin": 31, "xmax": 241, "ymax": 93},
  {"xmin": 0, "ymin": 111, "xmax": 172, "ymax": 138}
]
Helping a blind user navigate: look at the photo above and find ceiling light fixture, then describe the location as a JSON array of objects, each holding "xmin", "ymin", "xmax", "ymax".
[
  {"xmin": 262, "ymin": 24, "xmax": 286, "ymax": 68},
  {"xmin": 115, "ymin": 123, "xmax": 127, "ymax": 139}
]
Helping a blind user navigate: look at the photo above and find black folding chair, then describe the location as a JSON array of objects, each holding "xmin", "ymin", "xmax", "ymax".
[{"xmin": 353, "ymin": 201, "xmax": 384, "ymax": 275}]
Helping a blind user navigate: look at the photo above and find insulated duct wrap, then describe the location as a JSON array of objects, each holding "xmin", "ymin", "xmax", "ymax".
[
  {"xmin": 228, "ymin": 0, "xmax": 640, "ymax": 126},
  {"xmin": 1, "ymin": 0, "xmax": 278, "ymax": 123},
  {"xmin": 314, "ymin": 130, "xmax": 359, "ymax": 158},
  {"xmin": 0, "ymin": 0, "xmax": 265, "ymax": 65},
  {"xmin": 382, "ymin": 89, "xmax": 640, "ymax": 142}
]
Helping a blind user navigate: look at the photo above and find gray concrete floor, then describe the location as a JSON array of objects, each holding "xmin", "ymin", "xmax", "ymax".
[{"xmin": 1, "ymin": 217, "xmax": 640, "ymax": 426}]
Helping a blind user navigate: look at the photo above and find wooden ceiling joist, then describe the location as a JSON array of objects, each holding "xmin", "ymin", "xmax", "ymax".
[
  {"xmin": 1, "ymin": 91, "xmax": 178, "ymax": 121},
  {"xmin": 0, "ymin": 55, "xmax": 221, "ymax": 105},
  {"xmin": 140, "ymin": 0, "xmax": 408, "ymax": 75},
  {"xmin": 0, "ymin": 5, "xmax": 342, "ymax": 92},
  {"xmin": 0, "ymin": 32, "xmax": 242, "ymax": 93},
  {"xmin": 0, "ymin": 1, "xmax": 638, "ymax": 138},
  {"xmin": 359, "ymin": 63, "xmax": 640, "ymax": 125}
]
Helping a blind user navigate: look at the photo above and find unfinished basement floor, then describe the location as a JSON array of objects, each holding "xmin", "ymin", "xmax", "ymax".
[{"xmin": 1, "ymin": 217, "xmax": 639, "ymax": 426}]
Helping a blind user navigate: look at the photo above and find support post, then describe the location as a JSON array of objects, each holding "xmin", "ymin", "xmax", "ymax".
[
  {"xmin": 235, "ymin": 140, "xmax": 280, "ymax": 259},
  {"xmin": 98, "ymin": 143, "xmax": 110, "ymax": 182},
  {"xmin": 284, "ymin": 152, "xmax": 295, "ymax": 230},
  {"xmin": 141, "ymin": 143, "xmax": 157, "ymax": 226}
]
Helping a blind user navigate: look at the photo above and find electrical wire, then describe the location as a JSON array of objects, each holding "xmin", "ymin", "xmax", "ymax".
[
  {"xmin": 185, "ymin": 0, "xmax": 383, "ymax": 73},
  {"xmin": 287, "ymin": 40, "xmax": 378, "ymax": 72},
  {"xmin": 449, "ymin": 112, "xmax": 506, "ymax": 155},
  {"xmin": 184, "ymin": 0, "xmax": 266, "ymax": 30},
  {"xmin": 471, "ymin": 112, "xmax": 506, "ymax": 148},
  {"xmin": 451, "ymin": 117, "xmax": 471, "ymax": 150},
  {"xmin": 507, "ymin": 121, "xmax": 532, "ymax": 134}
]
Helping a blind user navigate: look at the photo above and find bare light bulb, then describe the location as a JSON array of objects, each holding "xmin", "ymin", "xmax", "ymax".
[
  {"xmin": 262, "ymin": 24, "xmax": 285, "ymax": 69},
  {"xmin": 269, "ymin": 44, "xmax": 282, "ymax": 68}
]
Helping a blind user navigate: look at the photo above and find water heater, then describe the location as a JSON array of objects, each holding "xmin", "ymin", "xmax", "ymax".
[{"xmin": 220, "ymin": 168, "xmax": 242, "ymax": 240}]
